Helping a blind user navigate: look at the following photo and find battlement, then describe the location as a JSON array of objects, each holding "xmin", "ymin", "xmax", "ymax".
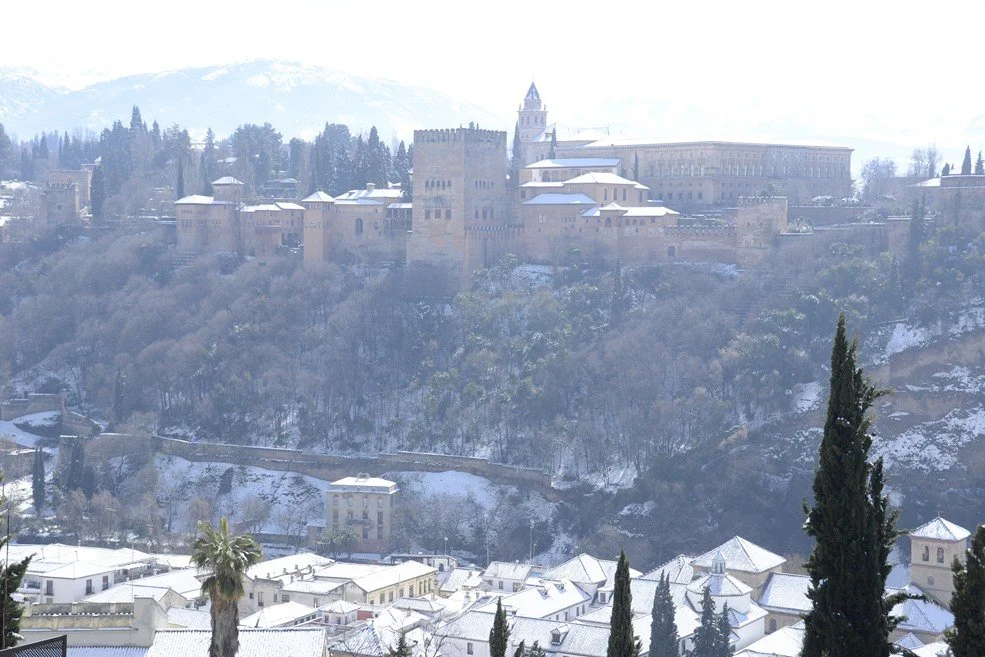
[
  {"xmin": 664, "ymin": 225, "xmax": 737, "ymax": 236},
  {"xmin": 465, "ymin": 223, "xmax": 524, "ymax": 235},
  {"xmin": 46, "ymin": 182, "xmax": 78, "ymax": 191},
  {"xmin": 414, "ymin": 128, "xmax": 506, "ymax": 146},
  {"xmin": 737, "ymin": 196, "xmax": 788, "ymax": 208}
]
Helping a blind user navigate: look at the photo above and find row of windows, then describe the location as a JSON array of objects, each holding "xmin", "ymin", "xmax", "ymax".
[
  {"xmin": 520, "ymin": 114, "xmax": 545, "ymax": 127},
  {"xmin": 474, "ymin": 180, "xmax": 495, "ymax": 189},
  {"xmin": 424, "ymin": 209, "xmax": 452, "ymax": 220},
  {"xmin": 474, "ymin": 207, "xmax": 497, "ymax": 220},
  {"xmin": 332, "ymin": 494, "xmax": 385, "ymax": 508},
  {"xmin": 331, "ymin": 522, "xmax": 385, "ymax": 540},
  {"xmin": 367, "ymin": 579, "xmax": 432, "ymax": 605},
  {"xmin": 332, "ymin": 509, "xmax": 385, "ymax": 523},
  {"xmin": 425, "ymin": 179, "xmax": 451, "ymax": 190}
]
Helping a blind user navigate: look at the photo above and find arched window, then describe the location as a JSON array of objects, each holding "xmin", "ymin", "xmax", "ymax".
[
  {"xmin": 922, "ymin": 545, "xmax": 930, "ymax": 562},
  {"xmin": 937, "ymin": 547, "xmax": 945, "ymax": 563},
  {"xmin": 605, "ymin": 217, "xmax": 612, "ymax": 227},
  {"xmin": 355, "ymin": 218, "xmax": 363, "ymax": 235}
]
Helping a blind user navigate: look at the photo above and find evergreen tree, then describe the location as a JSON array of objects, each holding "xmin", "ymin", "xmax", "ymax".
[
  {"xmin": 904, "ymin": 197, "xmax": 925, "ymax": 294},
  {"xmin": 942, "ymin": 163, "xmax": 951, "ymax": 176},
  {"xmin": 610, "ymin": 260, "xmax": 626, "ymax": 324},
  {"xmin": 607, "ymin": 551, "xmax": 635, "ymax": 657},
  {"xmin": 511, "ymin": 122, "xmax": 523, "ymax": 187},
  {"xmin": 691, "ymin": 586, "xmax": 718, "ymax": 657},
  {"xmin": 489, "ymin": 598, "xmax": 510, "ymax": 657},
  {"xmin": 801, "ymin": 315, "xmax": 905, "ymax": 657},
  {"xmin": 961, "ymin": 146, "xmax": 973, "ymax": 175},
  {"xmin": 176, "ymin": 157, "xmax": 185, "ymax": 200},
  {"xmin": 0, "ymin": 479, "xmax": 30, "ymax": 648},
  {"xmin": 37, "ymin": 133, "xmax": 49, "ymax": 161},
  {"xmin": 90, "ymin": 165, "xmax": 105, "ymax": 219},
  {"xmin": 0, "ymin": 124, "xmax": 11, "ymax": 178},
  {"xmin": 548, "ymin": 129, "xmax": 558, "ymax": 159},
  {"xmin": 946, "ymin": 525, "xmax": 985, "ymax": 657},
  {"xmin": 524, "ymin": 642, "xmax": 546, "ymax": 657},
  {"xmin": 976, "ymin": 152, "xmax": 984, "ymax": 176},
  {"xmin": 632, "ymin": 153, "xmax": 640, "ymax": 182},
  {"xmin": 201, "ymin": 128, "xmax": 219, "ymax": 195},
  {"xmin": 387, "ymin": 633, "xmax": 412, "ymax": 657},
  {"xmin": 512, "ymin": 640, "xmax": 525, "ymax": 657},
  {"xmin": 130, "ymin": 105, "xmax": 145, "ymax": 133},
  {"xmin": 31, "ymin": 448, "xmax": 44, "ymax": 515},
  {"xmin": 648, "ymin": 573, "xmax": 678, "ymax": 657},
  {"xmin": 716, "ymin": 603, "xmax": 734, "ymax": 657}
]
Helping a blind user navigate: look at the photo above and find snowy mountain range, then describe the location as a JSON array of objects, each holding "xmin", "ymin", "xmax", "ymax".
[{"xmin": 0, "ymin": 61, "xmax": 507, "ymax": 142}]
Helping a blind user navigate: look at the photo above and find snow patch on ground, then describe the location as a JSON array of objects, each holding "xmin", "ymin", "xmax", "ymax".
[
  {"xmin": 874, "ymin": 406, "xmax": 985, "ymax": 472},
  {"xmin": 585, "ymin": 463, "xmax": 637, "ymax": 491},
  {"xmin": 790, "ymin": 381, "xmax": 823, "ymax": 413},
  {"xmin": 881, "ymin": 303, "xmax": 985, "ymax": 360},
  {"xmin": 0, "ymin": 415, "xmax": 51, "ymax": 447},
  {"xmin": 931, "ymin": 366, "xmax": 985, "ymax": 393},
  {"xmin": 16, "ymin": 411, "xmax": 60, "ymax": 428},
  {"xmin": 619, "ymin": 500, "xmax": 655, "ymax": 517},
  {"xmin": 532, "ymin": 531, "xmax": 576, "ymax": 567},
  {"xmin": 396, "ymin": 471, "xmax": 502, "ymax": 510},
  {"xmin": 885, "ymin": 323, "xmax": 930, "ymax": 357}
]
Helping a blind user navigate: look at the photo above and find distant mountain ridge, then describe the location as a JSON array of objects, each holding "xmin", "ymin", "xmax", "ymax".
[{"xmin": 0, "ymin": 61, "xmax": 507, "ymax": 141}]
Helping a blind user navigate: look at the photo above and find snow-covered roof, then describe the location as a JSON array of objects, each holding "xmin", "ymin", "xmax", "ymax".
[
  {"xmin": 564, "ymin": 172, "xmax": 641, "ymax": 186},
  {"xmin": 541, "ymin": 554, "xmax": 640, "ymax": 588},
  {"xmin": 84, "ymin": 570, "xmax": 204, "ymax": 604},
  {"xmin": 579, "ymin": 138, "xmax": 852, "ymax": 151},
  {"xmin": 244, "ymin": 553, "xmax": 333, "ymax": 582},
  {"xmin": 890, "ymin": 585, "xmax": 954, "ymax": 635},
  {"xmin": 329, "ymin": 476, "xmax": 397, "ymax": 493},
  {"xmin": 281, "ymin": 578, "xmax": 345, "ymax": 595},
  {"xmin": 523, "ymin": 193, "xmax": 597, "ymax": 206},
  {"xmin": 735, "ymin": 621, "xmax": 805, "ymax": 657},
  {"xmin": 911, "ymin": 517, "xmax": 971, "ymax": 542},
  {"xmin": 476, "ymin": 578, "xmax": 589, "ymax": 619},
  {"xmin": 757, "ymin": 573, "xmax": 810, "ymax": 614},
  {"xmin": 211, "ymin": 176, "xmax": 244, "ymax": 186},
  {"xmin": 175, "ymin": 195, "xmax": 215, "ymax": 205},
  {"xmin": 166, "ymin": 607, "xmax": 211, "ymax": 630},
  {"xmin": 335, "ymin": 187, "xmax": 403, "ymax": 202},
  {"xmin": 439, "ymin": 567, "xmax": 484, "ymax": 593},
  {"xmin": 692, "ymin": 537, "xmax": 786, "ymax": 574},
  {"xmin": 68, "ymin": 649, "xmax": 149, "ymax": 657},
  {"xmin": 520, "ymin": 181, "xmax": 565, "ymax": 189},
  {"xmin": 146, "ymin": 629, "xmax": 324, "ymax": 657},
  {"xmin": 640, "ymin": 555, "xmax": 694, "ymax": 584},
  {"xmin": 484, "ymin": 561, "xmax": 538, "ymax": 581},
  {"xmin": 240, "ymin": 601, "xmax": 317, "ymax": 628},
  {"xmin": 894, "ymin": 633, "xmax": 925, "ymax": 650},
  {"xmin": 525, "ymin": 158, "xmax": 621, "ymax": 170},
  {"xmin": 276, "ymin": 202, "xmax": 305, "ymax": 211},
  {"xmin": 320, "ymin": 599, "xmax": 361, "ymax": 614},
  {"xmin": 303, "ymin": 191, "xmax": 336, "ymax": 203},
  {"xmin": 530, "ymin": 124, "xmax": 624, "ymax": 144},
  {"xmin": 350, "ymin": 560, "xmax": 435, "ymax": 594},
  {"xmin": 687, "ymin": 572, "xmax": 752, "ymax": 597},
  {"xmin": 912, "ymin": 642, "xmax": 951, "ymax": 657}
]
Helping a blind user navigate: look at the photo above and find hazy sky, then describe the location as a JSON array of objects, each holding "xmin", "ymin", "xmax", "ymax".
[{"xmin": 5, "ymin": 0, "xmax": 985, "ymax": 164}]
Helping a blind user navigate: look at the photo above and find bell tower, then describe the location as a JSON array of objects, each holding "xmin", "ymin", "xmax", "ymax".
[{"xmin": 517, "ymin": 82, "xmax": 548, "ymax": 147}]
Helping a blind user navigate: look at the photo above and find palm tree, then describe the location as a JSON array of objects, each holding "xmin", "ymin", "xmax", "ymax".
[{"xmin": 191, "ymin": 517, "xmax": 263, "ymax": 657}]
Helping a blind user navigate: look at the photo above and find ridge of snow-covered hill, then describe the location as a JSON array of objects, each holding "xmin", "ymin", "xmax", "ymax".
[{"xmin": 0, "ymin": 61, "xmax": 507, "ymax": 140}]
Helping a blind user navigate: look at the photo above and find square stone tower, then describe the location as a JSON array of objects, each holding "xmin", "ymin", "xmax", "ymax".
[{"xmin": 407, "ymin": 127, "xmax": 509, "ymax": 281}]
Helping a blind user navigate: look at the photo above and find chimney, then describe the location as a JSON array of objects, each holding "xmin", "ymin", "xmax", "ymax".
[{"xmin": 366, "ymin": 183, "xmax": 376, "ymax": 192}]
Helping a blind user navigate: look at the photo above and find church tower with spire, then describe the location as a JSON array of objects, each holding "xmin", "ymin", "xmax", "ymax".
[{"xmin": 517, "ymin": 83, "xmax": 548, "ymax": 161}]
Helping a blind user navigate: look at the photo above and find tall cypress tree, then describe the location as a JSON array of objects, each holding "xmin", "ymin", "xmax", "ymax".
[
  {"xmin": 946, "ymin": 525, "xmax": 985, "ymax": 657},
  {"xmin": 0, "ymin": 477, "xmax": 30, "ymax": 648},
  {"xmin": 176, "ymin": 157, "xmax": 185, "ymax": 200},
  {"xmin": 801, "ymin": 315, "xmax": 904, "ymax": 657},
  {"xmin": 648, "ymin": 573, "xmax": 678, "ymax": 657},
  {"xmin": 961, "ymin": 146, "xmax": 973, "ymax": 175},
  {"xmin": 490, "ymin": 598, "xmax": 510, "ymax": 657},
  {"xmin": 607, "ymin": 551, "xmax": 635, "ymax": 657},
  {"xmin": 715, "ymin": 603, "xmax": 734, "ymax": 657},
  {"xmin": 511, "ymin": 123, "xmax": 523, "ymax": 186},
  {"xmin": 976, "ymin": 151, "xmax": 984, "ymax": 176},
  {"xmin": 547, "ymin": 130, "xmax": 558, "ymax": 159},
  {"xmin": 31, "ymin": 448, "xmax": 44, "ymax": 515},
  {"xmin": 691, "ymin": 586, "xmax": 717, "ymax": 657}
]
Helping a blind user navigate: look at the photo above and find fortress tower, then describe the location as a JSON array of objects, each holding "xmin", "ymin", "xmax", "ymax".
[
  {"xmin": 407, "ymin": 127, "xmax": 511, "ymax": 283},
  {"xmin": 517, "ymin": 82, "xmax": 548, "ymax": 145},
  {"xmin": 735, "ymin": 196, "xmax": 788, "ymax": 269}
]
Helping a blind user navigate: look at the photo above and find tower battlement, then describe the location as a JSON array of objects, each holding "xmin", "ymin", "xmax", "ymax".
[
  {"xmin": 414, "ymin": 128, "xmax": 506, "ymax": 147},
  {"xmin": 736, "ymin": 196, "xmax": 789, "ymax": 209}
]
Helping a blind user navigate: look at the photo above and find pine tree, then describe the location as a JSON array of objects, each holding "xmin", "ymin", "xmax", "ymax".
[
  {"xmin": 607, "ymin": 551, "xmax": 635, "ymax": 657},
  {"xmin": 648, "ymin": 573, "xmax": 678, "ymax": 657},
  {"xmin": 691, "ymin": 586, "xmax": 718, "ymax": 657},
  {"xmin": 801, "ymin": 315, "xmax": 905, "ymax": 657},
  {"xmin": 31, "ymin": 447, "xmax": 44, "ymax": 515},
  {"xmin": 715, "ymin": 603, "xmax": 733, "ymax": 657},
  {"xmin": 946, "ymin": 525, "xmax": 985, "ymax": 657},
  {"xmin": 130, "ymin": 105, "xmax": 145, "ymax": 133},
  {"xmin": 962, "ymin": 146, "xmax": 973, "ymax": 175},
  {"xmin": 489, "ymin": 598, "xmax": 510, "ymax": 657},
  {"xmin": 0, "ymin": 477, "xmax": 30, "ymax": 648},
  {"xmin": 976, "ymin": 152, "xmax": 984, "ymax": 176}
]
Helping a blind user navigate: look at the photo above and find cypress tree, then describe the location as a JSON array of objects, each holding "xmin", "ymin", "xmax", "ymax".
[
  {"xmin": 90, "ymin": 165, "xmax": 105, "ymax": 218},
  {"xmin": 801, "ymin": 315, "xmax": 904, "ymax": 657},
  {"xmin": 525, "ymin": 642, "xmax": 546, "ymax": 657},
  {"xmin": 976, "ymin": 151, "xmax": 985, "ymax": 176},
  {"xmin": 512, "ymin": 640, "xmax": 525, "ymax": 657},
  {"xmin": 691, "ymin": 586, "xmax": 717, "ymax": 657},
  {"xmin": 489, "ymin": 598, "xmax": 510, "ymax": 657},
  {"xmin": 387, "ymin": 633, "xmax": 411, "ymax": 657},
  {"xmin": 176, "ymin": 157, "xmax": 185, "ymax": 200},
  {"xmin": 961, "ymin": 146, "xmax": 973, "ymax": 175},
  {"xmin": 942, "ymin": 163, "xmax": 951, "ymax": 177},
  {"xmin": 632, "ymin": 153, "xmax": 640, "ymax": 182},
  {"xmin": 511, "ymin": 123, "xmax": 523, "ymax": 186},
  {"xmin": 716, "ymin": 603, "xmax": 734, "ymax": 657},
  {"xmin": 946, "ymin": 525, "xmax": 985, "ymax": 657},
  {"xmin": 548, "ymin": 129, "xmax": 558, "ymax": 159},
  {"xmin": 0, "ymin": 478, "xmax": 30, "ymax": 647},
  {"xmin": 607, "ymin": 551, "xmax": 635, "ymax": 657},
  {"xmin": 31, "ymin": 448, "xmax": 44, "ymax": 515},
  {"xmin": 648, "ymin": 573, "xmax": 678, "ymax": 657}
]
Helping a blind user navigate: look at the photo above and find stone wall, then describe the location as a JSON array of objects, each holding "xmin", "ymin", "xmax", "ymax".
[{"xmin": 0, "ymin": 393, "xmax": 62, "ymax": 421}]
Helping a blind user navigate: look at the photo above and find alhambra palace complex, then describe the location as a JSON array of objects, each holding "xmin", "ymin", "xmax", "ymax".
[{"xmin": 173, "ymin": 84, "xmax": 901, "ymax": 283}]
